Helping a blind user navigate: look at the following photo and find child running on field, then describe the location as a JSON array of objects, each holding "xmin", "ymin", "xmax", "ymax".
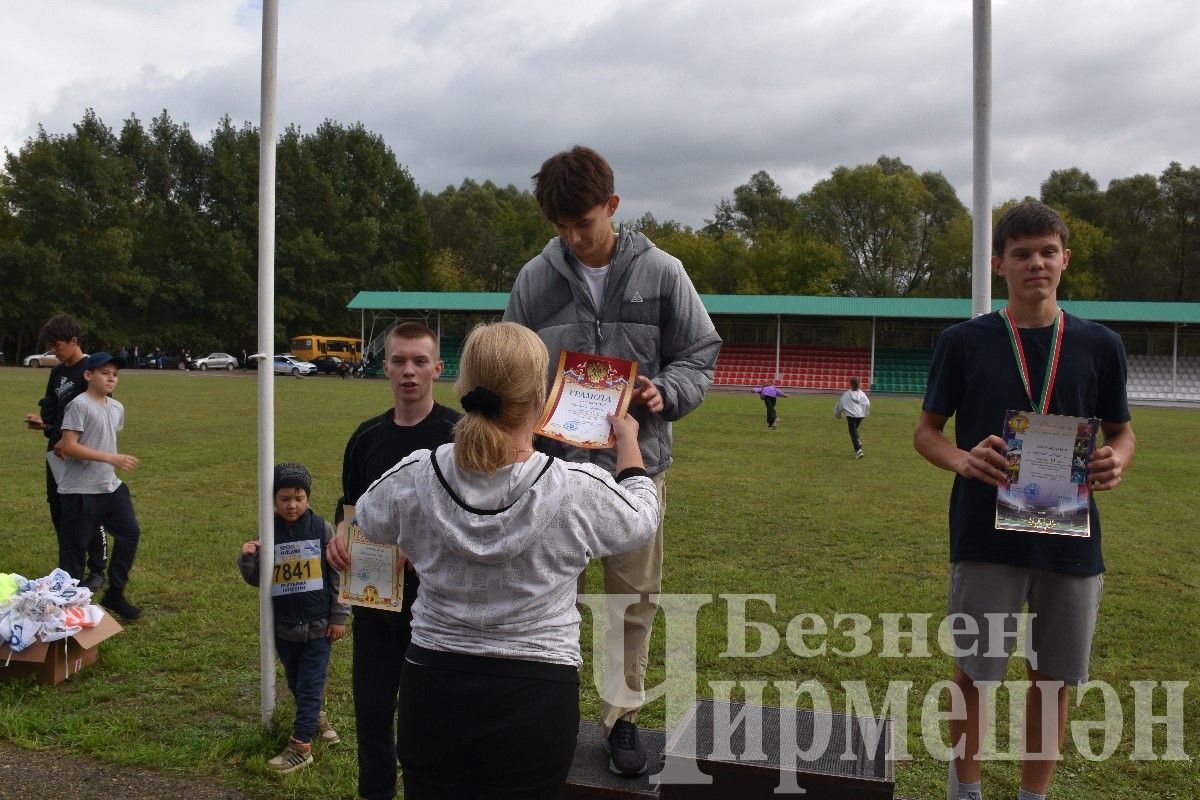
[
  {"xmin": 752, "ymin": 383, "xmax": 787, "ymax": 430},
  {"xmin": 834, "ymin": 377, "xmax": 871, "ymax": 458},
  {"xmin": 239, "ymin": 463, "xmax": 348, "ymax": 774}
]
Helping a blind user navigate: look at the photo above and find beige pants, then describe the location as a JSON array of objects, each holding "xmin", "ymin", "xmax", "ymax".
[{"xmin": 581, "ymin": 470, "xmax": 666, "ymax": 736}]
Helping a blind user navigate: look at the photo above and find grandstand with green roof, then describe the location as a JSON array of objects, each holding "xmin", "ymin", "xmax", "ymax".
[{"xmin": 348, "ymin": 292, "xmax": 1200, "ymax": 402}]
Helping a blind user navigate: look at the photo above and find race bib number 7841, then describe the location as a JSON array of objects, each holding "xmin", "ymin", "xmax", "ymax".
[{"xmin": 271, "ymin": 539, "xmax": 324, "ymax": 596}]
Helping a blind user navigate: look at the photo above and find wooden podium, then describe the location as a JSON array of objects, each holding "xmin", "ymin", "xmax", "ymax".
[{"xmin": 565, "ymin": 699, "xmax": 895, "ymax": 799}]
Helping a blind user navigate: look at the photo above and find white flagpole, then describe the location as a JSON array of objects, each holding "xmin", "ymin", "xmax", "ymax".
[
  {"xmin": 972, "ymin": 0, "xmax": 993, "ymax": 317},
  {"xmin": 257, "ymin": 0, "xmax": 279, "ymax": 726}
]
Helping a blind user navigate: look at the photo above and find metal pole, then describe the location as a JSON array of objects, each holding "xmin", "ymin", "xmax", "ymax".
[
  {"xmin": 774, "ymin": 315, "xmax": 781, "ymax": 382},
  {"xmin": 972, "ymin": 0, "xmax": 993, "ymax": 317},
  {"xmin": 869, "ymin": 317, "xmax": 876, "ymax": 389},
  {"xmin": 257, "ymin": 0, "xmax": 279, "ymax": 727},
  {"xmin": 1172, "ymin": 323, "xmax": 1179, "ymax": 397}
]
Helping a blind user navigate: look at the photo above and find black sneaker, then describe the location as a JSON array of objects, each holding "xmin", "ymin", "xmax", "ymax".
[
  {"xmin": 603, "ymin": 719, "xmax": 647, "ymax": 777},
  {"xmin": 83, "ymin": 572, "xmax": 106, "ymax": 592},
  {"xmin": 101, "ymin": 589, "xmax": 143, "ymax": 621}
]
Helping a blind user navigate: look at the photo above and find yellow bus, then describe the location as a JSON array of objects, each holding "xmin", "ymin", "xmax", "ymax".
[{"xmin": 290, "ymin": 335, "xmax": 362, "ymax": 363}]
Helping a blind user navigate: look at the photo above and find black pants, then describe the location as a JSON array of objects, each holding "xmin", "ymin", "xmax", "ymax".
[
  {"xmin": 762, "ymin": 395, "xmax": 777, "ymax": 427},
  {"xmin": 58, "ymin": 484, "xmax": 140, "ymax": 590},
  {"xmin": 352, "ymin": 572, "xmax": 420, "ymax": 800},
  {"xmin": 47, "ymin": 461, "xmax": 107, "ymax": 574},
  {"xmin": 397, "ymin": 646, "xmax": 580, "ymax": 799},
  {"xmin": 846, "ymin": 416, "xmax": 863, "ymax": 451}
]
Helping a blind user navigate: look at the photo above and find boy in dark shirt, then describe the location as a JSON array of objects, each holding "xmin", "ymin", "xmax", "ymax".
[
  {"xmin": 914, "ymin": 202, "xmax": 1136, "ymax": 800},
  {"xmin": 25, "ymin": 314, "xmax": 107, "ymax": 590}
]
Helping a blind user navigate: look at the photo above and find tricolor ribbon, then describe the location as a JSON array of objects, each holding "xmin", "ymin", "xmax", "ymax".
[{"xmin": 1003, "ymin": 306, "xmax": 1064, "ymax": 415}]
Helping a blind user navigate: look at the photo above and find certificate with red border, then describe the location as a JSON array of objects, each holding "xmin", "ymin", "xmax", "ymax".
[{"xmin": 536, "ymin": 351, "xmax": 638, "ymax": 449}]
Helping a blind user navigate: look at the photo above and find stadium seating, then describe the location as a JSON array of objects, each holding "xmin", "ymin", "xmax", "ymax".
[
  {"xmin": 713, "ymin": 344, "xmax": 1200, "ymax": 402},
  {"xmin": 712, "ymin": 344, "xmax": 874, "ymax": 391},
  {"xmin": 870, "ymin": 348, "xmax": 934, "ymax": 394},
  {"xmin": 1125, "ymin": 354, "xmax": 1200, "ymax": 402},
  {"xmin": 440, "ymin": 336, "xmax": 464, "ymax": 379}
]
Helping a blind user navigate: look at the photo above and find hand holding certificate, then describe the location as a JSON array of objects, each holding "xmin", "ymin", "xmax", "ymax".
[
  {"xmin": 338, "ymin": 504, "xmax": 405, "ymax": 611},
  {"xmin": 536, "ymin": 351, "xmax": 638, "ymax": 449},
  {"xmin": 995, "ymin": 411, "xmax": 1098, "ymax": 536}
]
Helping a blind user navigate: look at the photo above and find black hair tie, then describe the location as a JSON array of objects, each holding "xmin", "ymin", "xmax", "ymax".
[{"xmin": 461, "ymin": 386, "xmax": 503, "ymax": 420}]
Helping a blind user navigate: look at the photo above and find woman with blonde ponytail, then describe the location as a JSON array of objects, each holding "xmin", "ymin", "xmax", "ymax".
[
  {"xmin": 452, "ymin": 320, "xmax": 549, "ymax": 474},
  {"xmin": 355, "ymin": 321, "xmax": 659, "ymax": 799}
]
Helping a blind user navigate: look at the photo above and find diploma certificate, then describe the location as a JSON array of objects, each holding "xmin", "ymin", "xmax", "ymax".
[
  {"xmin": 536, "ymin": 351, "xmax": 638, "ymax": 449},
  {"xmin": 339, "ymin": 504, "xmax": 404, "ymax": 611},
  {"xmin": 995, "ymin": 411, "xmax": 1097, "ymax": 537}
]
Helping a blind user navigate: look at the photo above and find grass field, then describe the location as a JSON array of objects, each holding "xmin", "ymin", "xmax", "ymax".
[{"xmin": 0, "ymin": 367, "xmax": 1196, "ymax": 799}]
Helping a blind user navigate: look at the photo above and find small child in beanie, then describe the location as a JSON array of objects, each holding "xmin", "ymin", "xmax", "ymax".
[{"xmin": 239, "ymin": 462, "xmax": 349, "ymax": 773}]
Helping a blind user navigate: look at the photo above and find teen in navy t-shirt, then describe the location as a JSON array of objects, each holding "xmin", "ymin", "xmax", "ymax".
[
  {"xmin": 923, "ymin": 311, "xmax": 1130, "ymax": 575},
  {"xmin": 914, "ymin": 201, "xmax": 1136, "ymax": 800}
]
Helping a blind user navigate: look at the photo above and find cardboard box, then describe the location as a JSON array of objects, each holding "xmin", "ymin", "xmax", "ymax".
[{"xmin": 0, "ymin": 612, "xmax": 122, "ymax": 684}]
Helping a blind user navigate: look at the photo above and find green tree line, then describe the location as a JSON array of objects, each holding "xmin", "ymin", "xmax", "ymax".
[
  {"xmin": 3, "ymin": 110, "xmax": 1197, "ymax": 360},
  {"xmin": 0, "ymin": 110, "xmax": 428, "ymax": 359}
]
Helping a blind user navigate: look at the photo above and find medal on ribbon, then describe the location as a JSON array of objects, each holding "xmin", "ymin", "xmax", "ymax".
[{"xmin": 1002, "ymin": 306, "xmax": 1064, "ymax": 414}]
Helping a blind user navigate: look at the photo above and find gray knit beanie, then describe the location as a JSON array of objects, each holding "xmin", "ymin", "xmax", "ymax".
[{"xmin": 273, "ymin": 462, "xmax": 312, "ymax": 495}]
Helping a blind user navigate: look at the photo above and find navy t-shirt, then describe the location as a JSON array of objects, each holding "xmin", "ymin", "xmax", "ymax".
[{"xmin": 922, "ymin": 311, "xmax": 1130, "ymax": 575}]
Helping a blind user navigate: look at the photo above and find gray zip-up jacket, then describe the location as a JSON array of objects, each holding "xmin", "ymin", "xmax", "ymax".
[{"xmin": 504, "ymin": 229, "xmax": 722, "ymax": 475}]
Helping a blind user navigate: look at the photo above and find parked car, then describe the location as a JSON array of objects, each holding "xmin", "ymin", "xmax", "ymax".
[
  {"xmin": 190, "ymin": 352, "xmax": 239, "ymax": 371},
  {"xmin": 138, "ymin": 352, "xmax": 185, "ymax": 370},
  {"xmin": 24, "ymin": 351, "xmax": 61, "ymax": 368},
  {"xmin": 311, "ymin": 355, "xmax": 346, "ymax": 374},
  {"xmin": 273, "ymin": 354, "xmax": 316, "ymax": 376}
]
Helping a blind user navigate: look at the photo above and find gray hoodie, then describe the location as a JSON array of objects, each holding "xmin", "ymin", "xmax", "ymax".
[
  {"xmin": 505, "ymin": 230, "xmax": 722, "ymax": 474},
  {"xmin": 355, "ymin": 445, "xmax": 659, "ymax": 667}
]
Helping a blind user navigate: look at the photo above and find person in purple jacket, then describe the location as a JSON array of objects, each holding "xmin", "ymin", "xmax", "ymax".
[{"xmin": 752, "ymin": 383, "xmax": 787, "ymax": 430}]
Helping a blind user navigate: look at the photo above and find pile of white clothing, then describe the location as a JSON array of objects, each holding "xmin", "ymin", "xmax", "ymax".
[{"xmin": 0, "ymin": 569, "xmax": 106, "ymax": 656}]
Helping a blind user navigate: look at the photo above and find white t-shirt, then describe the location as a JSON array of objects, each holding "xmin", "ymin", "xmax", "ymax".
[{"xmin": 577, "ymin": 262, "xmax": 609, "ymax": 312}]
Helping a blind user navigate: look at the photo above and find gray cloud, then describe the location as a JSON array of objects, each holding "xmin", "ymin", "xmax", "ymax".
[{"xmin": 5, "ymin": 1, "xmax": 1198, "ymax": 228}]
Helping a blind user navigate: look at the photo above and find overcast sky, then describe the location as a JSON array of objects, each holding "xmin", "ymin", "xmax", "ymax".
[{"xmin": 4, "ymin": 1, "xmax": 1199, "ymax": 229}]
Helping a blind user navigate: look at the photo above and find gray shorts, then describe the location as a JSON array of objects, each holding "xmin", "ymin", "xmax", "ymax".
[{"xmin": 947, "ymin": 561, "xmax": 1103, "ymax": 685}]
